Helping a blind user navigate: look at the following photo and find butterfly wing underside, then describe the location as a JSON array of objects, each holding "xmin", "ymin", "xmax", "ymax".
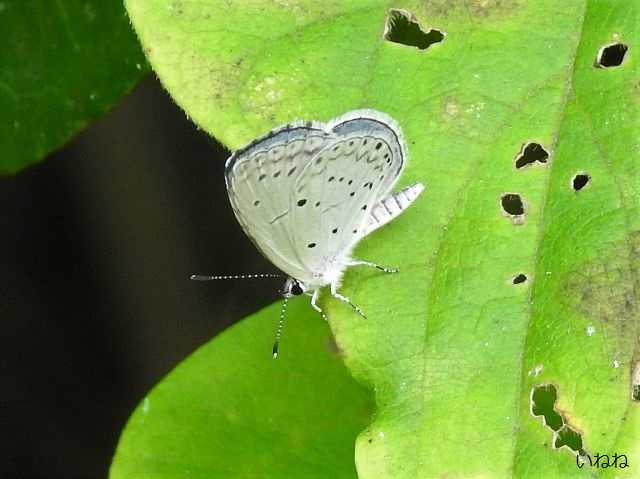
[
  {"xmin": 289, "ymin": 113, "xmax": 406, "ymax": 275},
  {"xmin": 225, "ymin": 124, "xmax": 331, "ymax": 282},
  {"xmin": 225, "ymin": 110, "xmax": 407, "ymax": 283}
]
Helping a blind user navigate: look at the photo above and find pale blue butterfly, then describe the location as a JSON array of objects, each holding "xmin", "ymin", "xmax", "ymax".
[{"xmin": 192, "ymin": 110, "xmax": 424, "ymax": 357}]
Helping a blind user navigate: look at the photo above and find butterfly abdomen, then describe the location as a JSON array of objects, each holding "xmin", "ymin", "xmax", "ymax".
[{"xmin": 362, "ymin": 183, "xmax": 425, "ymax": 236}]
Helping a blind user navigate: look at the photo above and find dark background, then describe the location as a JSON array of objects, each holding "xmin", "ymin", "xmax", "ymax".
[{"xmin": 1, "ymin": 74, "xmax": 277, "ymax": 479}]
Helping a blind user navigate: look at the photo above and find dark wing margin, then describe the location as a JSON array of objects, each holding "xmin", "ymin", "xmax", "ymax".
[{"xmin": 224, "ymin": 122, "xmax": 323, "ymax": 176}]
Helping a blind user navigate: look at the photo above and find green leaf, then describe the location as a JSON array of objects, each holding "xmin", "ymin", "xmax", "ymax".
[
  {"xmin": 0, "ymin": 1, "xmax": 148, "ymax": 174},
  {"xmin": 118, "ymin": 0, "xmax": 639, "ymax": 477},
  {"xmin": 110, "ymin": 300, "xmax": 374, "ymax": 479}
]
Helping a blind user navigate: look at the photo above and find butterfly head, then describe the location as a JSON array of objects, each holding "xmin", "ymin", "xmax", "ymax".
[{"xmin": 280, "ymin": 277, "xmax": 307, "ymax": 298}]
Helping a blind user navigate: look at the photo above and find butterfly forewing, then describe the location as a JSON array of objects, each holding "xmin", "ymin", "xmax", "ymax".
[
  {"xmin": 225, "ymin": 110, "xmax": 407, "ymax": 284},
  {"xmin": 225, "ymin": 125, "xmax": 334, "ymax": 280}
]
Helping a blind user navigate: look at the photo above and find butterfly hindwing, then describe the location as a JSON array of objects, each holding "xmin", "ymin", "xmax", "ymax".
[{"xmin": 290, "ymin": 113, "xmax": 406, "ymax": 274}]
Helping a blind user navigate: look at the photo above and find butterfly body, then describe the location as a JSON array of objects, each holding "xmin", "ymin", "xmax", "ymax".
[{"xmin": 292, "ymin": 251, "xmax": 351, "ymax": 293}]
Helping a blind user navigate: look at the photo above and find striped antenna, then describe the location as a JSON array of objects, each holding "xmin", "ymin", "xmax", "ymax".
[
  {"xmin": 190, "ymin": 273, "xmax": 282, "ymax": 281},
  {"xmin": 272, "ymin": 297, "xmax": 289, "ymax": 359}
]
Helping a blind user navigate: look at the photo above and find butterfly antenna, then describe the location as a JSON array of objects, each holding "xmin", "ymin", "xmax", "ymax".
[
  {"xmin": 190, "ymin": 273, "xmax": 282, "ymax": 281},
  {"xmin": 272, "ymin": 297, "xmax": 289, "ymax": 359}
]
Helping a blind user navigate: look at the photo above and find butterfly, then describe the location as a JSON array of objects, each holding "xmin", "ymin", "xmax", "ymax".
[{"xmin": 192, "ymin": 110, "xmax": 424, "ymax": 356}]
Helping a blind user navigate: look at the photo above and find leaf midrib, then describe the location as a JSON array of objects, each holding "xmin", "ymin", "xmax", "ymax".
[
  {"xmin": 509, "ymin": 0, "xmax": 588, "ymax": 474},
  {"xmin": 409, "ymin": 1, "xmax": 590, "ymax": 476}
]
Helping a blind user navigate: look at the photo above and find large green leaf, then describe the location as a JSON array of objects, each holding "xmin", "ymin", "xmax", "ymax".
[
  {"xmin": 116, "ymin": 1, "xmax": 639, "ymax": 477},
  {"xmin": 0, "ymin": 1, "xmax": 148, "ymax": 173},
  {"xmin": 111, "ymin": 299, "xmax": 373, "ymax": 479}
]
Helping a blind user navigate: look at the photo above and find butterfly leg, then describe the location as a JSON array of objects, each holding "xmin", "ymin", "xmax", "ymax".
[
  {"xmin": 348, "ymin": 259, "xmax": 399, "ymax": 274},
  {"xmin": 330, "ymin": 283, "xmax": 367, "ymax": 319},
  {"xmin": 309, "ymin": 289, "xmax": 328, "ymax": 321}
]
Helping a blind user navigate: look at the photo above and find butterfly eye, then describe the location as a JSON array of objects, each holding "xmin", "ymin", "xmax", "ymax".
[{"xmin": 291, "ymin": 283, "xmax": 304, "ymax": 296}]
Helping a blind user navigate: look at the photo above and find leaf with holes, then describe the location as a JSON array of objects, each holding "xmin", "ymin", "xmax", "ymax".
[
  {"xmin": 114, "ymin": 1, "xmax": 639, "ymax": 478},
  {"xmin": 0, "ymin": 1, "xmax": 148, "ymax": 174}
]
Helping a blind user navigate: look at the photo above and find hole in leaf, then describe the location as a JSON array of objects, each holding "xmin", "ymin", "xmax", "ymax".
[
  {"xmin": 531, "ymin": 384, "xmax": 587, "ymax": 455},
  {"xmin": 572, "ymin": 173, "xmax": 591, "ymax": 191},
  {"xmin": 513, "ymin": 273, "xmax": 527, "ymax": 284},
  {"xmin": 501, "ymin": 193, "xmax": 525, "ymax": 217},
  {"xmin": 632, "ymin": 362, "xmax": 640, "ymax": 401},
  {"xmin": 384, "ymin": 9, "xmax": 445, "ymax": 51},
  {"xmin": 555, "ymin": 425, "xmax": 584, "ymax": 453},
  {"xmin": 595, "ymin": 42, "xmax": 628, "ymax": 68},
  {"xmin": 531, "ymin": 384, "xmax": 563, "ymax": 431},
  {"xmin": 515, "ymin": 142, "xmax": 549, "ymax": 169}
]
